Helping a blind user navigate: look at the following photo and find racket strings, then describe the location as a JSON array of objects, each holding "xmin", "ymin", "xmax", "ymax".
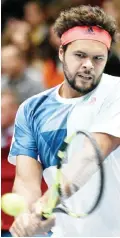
[
  {"xmin": 43, "ymin": 131, "xmax": 104, "ymax": 219},
  {"xmin": 55, "ymin": 131, "xmax": 104, "ymax": 217},
  {"xmin": 69, "ymin": 155, "xmax": 100, "ymax": 191}
]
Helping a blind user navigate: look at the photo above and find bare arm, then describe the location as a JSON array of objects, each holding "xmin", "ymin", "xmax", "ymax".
[
  {"xmin": 92, "ymin": 132, "xmax": 120, "ymax": 157},
  {"xmin": 62, "ymin": 132, "xmax": 120, "ymax": 191},
  {"xmin": 13, "ymin": 155, "xmax": 42, "ymax": 210},
  {"xmin": 36, "ymin": 132, "xmax": 120, "ymax": 204},
  {"xmin": 10, "ymin": 156, "xmax": 55, "ymax": 237}
]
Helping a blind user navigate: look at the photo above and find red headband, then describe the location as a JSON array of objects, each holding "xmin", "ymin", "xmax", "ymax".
[{"xmin": 61, "ymin": 26, "xmax": 112, "ymax": 49}]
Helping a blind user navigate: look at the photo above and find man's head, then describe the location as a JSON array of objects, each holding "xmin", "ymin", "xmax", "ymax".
[
  {"xmin": 1, "ymin": 89, "xmax": 19, "ymax": 130},
  {"xmin": 1, "ymin": 45, "xmax": 26, "ymax": 79},
  {"xmin": 54, "ymin": 5, "xmax": 117, "ymax": 95}
]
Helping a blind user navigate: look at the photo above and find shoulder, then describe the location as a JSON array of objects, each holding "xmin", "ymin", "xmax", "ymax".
[
  {"xmin": 101, "ymin": 73, "xmax": 120, "ymax": 87},
  {"xmin": 95, "ymin": 73, "xmax": 120, "ymax": 98},
  {"xmin": 103, "ymin": 74, "xmax": 120, "ymax": 97},
  {"xmin": 19, "ymin": 86, "xmax": 59, "ymax": 115},
  {"xmin": 95, "ymin": 74, "xmax": 120, "ymax": 114}
]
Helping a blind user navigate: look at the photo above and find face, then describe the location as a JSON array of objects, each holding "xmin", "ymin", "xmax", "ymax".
[
  {"xmin": 11, "ymin": 21, "xmax": 31, "ymax": 51},
  {"xmin": 1, "ymin": 46, "xmax": 25, "ymax": 78},
  {"xmin": 24, "ymin": 3, "xmax": 44, "ymax": 27},
  {"xmin": 59, "ymin": 40, "xmax": 108, "ymax": 95}
]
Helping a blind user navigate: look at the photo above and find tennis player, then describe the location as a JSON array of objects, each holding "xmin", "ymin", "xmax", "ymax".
[{"xmin": 9, "ymin": 5, "xmax": 120, "ymax": 237}]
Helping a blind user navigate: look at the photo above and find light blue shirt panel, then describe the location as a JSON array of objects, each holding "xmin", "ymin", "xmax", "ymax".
[
  {"xmin": 9, "ymin": 101, "xmax": 38, "ymax": 160},
  {"xmin": 9, "ymin": 88, "xmax": 72, "ymax": 169}
]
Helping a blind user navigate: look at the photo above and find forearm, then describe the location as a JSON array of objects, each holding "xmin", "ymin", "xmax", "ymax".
[
  {"xmin": 63, "ymin": 133, "xmax": 120, "ymax": 194},
  {"xmin": 62, "ymin": 147, "xmax": 100, "ymax": 195},
  {"xmin": 13, "ymin": 155, "xmax": 43, "ymax": 211},
  {"xmin": 33, "ymin": 135, "xmax": 104, "ymax": 210},
  {"xmin": 12, "ymin": 176, "xmax": 42, "ymax": 211},
  {"xmin": 33, "ymin": 133, "xmax": 120, "ymax": 213}
]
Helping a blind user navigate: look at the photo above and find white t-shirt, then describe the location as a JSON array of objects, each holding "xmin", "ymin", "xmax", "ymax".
[{"xmin": 44, "ymin": 74, "xmax": 120, "ymax": 237}]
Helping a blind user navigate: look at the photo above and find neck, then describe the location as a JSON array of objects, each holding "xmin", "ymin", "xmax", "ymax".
[{"xmin": 59, "ymin": 81, "xmax": 84, "ymax": 99}]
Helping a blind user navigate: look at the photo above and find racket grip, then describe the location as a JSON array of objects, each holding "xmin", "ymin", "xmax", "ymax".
[
  {"xmin": 41, "ymin": 211, "xmax": 53, "ymax": 220},
  {"xmin": 41, "ymin": 215, "xmax": 47, "ymax": 220}
]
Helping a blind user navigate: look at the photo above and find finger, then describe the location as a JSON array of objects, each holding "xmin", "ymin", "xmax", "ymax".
[
  {"xmin": 22, "ymin": 213, "xmax": 40, "ymax": 237},
  {"xmin": 13, "ymin": 222, "xmax": 26, "ymax": 237},
  {"xmin": 21, "ymin": 213, "xmax": 33, "ymax": 237},
  {"xmin": 10, "ymin": 214, "xmax": 30, "ymax": 237},
  {"xmin": 25, "ymin": 215, "xmax": 48, "ymax": 236},
  {"xmin": 10, "ymin": 222, "xmax": 21, "ymax": 237},
  {"xmin": 10, "ymin": 226, "xmax": 27, "ymax": 237},
  {"xmin": 26, "ymin": 215, "xmax": 42, "ymax": 236},
  {"xmin": 41, "ymin": 215, "xmax": 56, "ymax": 232},
  {"xmin": 9, "ymin": 227, "xmax": 20, "ymax": 237}
]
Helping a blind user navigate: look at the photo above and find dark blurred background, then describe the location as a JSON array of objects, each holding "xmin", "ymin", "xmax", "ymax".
[{"xmin": 1, "ymin": 0, "xmax": 120, "ymax": 236}]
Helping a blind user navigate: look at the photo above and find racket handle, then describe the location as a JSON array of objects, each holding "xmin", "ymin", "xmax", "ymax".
[{"xmin": 41, "ymin": 215, "xmax": 47, "ymax": 220}]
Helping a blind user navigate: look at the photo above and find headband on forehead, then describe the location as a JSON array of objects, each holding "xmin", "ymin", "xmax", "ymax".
[{"xmin": 61, "ymin": 26, "xmax": 112, "ymax": 49}]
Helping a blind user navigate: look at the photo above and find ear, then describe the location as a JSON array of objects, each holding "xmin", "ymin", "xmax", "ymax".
[{"xmin": 59, "ymin": 45, "xmax": 64, "ymax": 62}]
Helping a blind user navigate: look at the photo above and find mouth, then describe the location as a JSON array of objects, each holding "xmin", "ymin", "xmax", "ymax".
[{"xmin": 77, "ymin": 74, "xmax": 93, "ymax": 81}]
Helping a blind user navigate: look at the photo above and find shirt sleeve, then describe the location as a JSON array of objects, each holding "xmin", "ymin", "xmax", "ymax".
[
  {"xmin": 8, "ymin": 102, "xmax": 38, "ymax": 165},
  {"xmin": 90, "ymin": 82, "xmax": 120, "ymax": 138}
]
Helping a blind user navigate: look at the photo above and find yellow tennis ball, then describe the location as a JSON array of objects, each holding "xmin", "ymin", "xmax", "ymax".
[{"xmin": 1, "ymin": 193, "xmax": 26, "ymax": 216}]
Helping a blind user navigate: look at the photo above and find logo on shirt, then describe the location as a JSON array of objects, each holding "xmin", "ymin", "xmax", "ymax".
[{"xmin": 89, "ymin": 97, "xmax": 96, "ymax": 104}]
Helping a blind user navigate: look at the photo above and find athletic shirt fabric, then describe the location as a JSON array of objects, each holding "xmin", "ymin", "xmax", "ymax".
[{"xmin": 9, "ymin": 73, "xmax": 120, "ymax": 237}]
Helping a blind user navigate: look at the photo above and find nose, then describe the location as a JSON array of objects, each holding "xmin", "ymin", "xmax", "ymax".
[{"xmin": 82, "ymin": 58, "xmax": 94, "ymax": 71}]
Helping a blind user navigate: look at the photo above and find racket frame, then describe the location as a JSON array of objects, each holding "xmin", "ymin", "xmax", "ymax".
[{"xmin": 42, "ymin": 130, "xmax": 104, "ymax": 219}]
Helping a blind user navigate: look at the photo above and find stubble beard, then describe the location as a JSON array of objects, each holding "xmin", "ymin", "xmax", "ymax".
[{"xmin": 63, "ymin": 61, "xmax": 103, "ymax": 95}]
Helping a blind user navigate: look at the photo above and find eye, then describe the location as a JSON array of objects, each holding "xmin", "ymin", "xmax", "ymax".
[
  {"xmin": 75, "ymin": 53, "xmax": 85, "ymax": 58},
  {"xmin": 94, "ymin": 56, "xmax": 104, "ymax": 61}
]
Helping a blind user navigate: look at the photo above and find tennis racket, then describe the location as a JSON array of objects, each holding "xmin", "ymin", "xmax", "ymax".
[
  {"xmin": 41, "ymin": 130, "xmax": 104, "ymax": 219},
  {"xmin": 1, "ymin": 130, "xmax": 104, "ymax": 219}
]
